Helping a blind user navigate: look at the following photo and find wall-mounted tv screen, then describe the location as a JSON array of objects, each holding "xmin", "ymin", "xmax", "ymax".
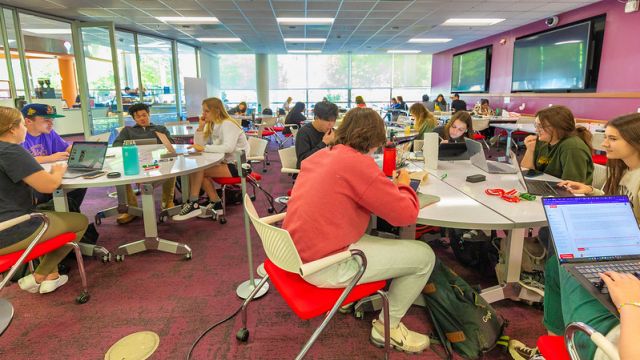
[
  {"xmin": 451, "ymin": 46, "xmax": 491, "ymax": 93},
  {"xmin": 512, "ymin": 15, "xmax": 605, "ymax": 92}
]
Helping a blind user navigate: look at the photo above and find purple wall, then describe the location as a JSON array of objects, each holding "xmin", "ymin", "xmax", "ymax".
[{"xmin": 430, "ymin": 0, "xmax": 640, "ymax": 121}]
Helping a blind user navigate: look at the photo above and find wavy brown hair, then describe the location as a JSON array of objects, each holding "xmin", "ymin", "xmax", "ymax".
[
  {"xmin": 410, "ymin": 103, "xmax": 437, "ymax": 133},
  {"xmin": 332, "ymin": 108, "xmax": 386, "ymax": 153},
  {"xmin": 603, "ymin": 113, "xmax": 640, "ymax": 195},
  {"xmin": 443, "ymin": 111, "xmax": 473, "ymax": 140},
  {"xmin": 0, "ymin": 106, "xmax": 23, "ymax": 136},
  {"xmin": 201, "ymin": 97, "xmax": 240, "ymax": 139},
  {"xmin": 536, "ymin": 105, "xmax": 592, "ymax": 152}
]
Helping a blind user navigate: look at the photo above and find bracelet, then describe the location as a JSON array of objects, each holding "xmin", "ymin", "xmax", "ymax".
[{"xmin": 617, "ymin": 302, "xmax": 640, "ymax": 312}]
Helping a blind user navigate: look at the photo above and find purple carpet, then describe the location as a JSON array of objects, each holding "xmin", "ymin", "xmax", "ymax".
[{"xmin": 0, "ymin": 140, "xmax": 545, "ymax": 359}]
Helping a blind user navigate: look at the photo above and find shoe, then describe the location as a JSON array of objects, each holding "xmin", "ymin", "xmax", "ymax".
[
  {"xmin": 212, "ymin": 201, "xmax": 223, "ymax": 215},
  {"xmin": 161, "ymin": 201, "xmax": 175, "ymax": 210},
  {"xmin": 197, "ymin": 202, "xmax": 214, "ymax": 219},
  {"xmin": 18, "ymin": 274, "xmax": 40, "ymax": 293},
  {"xmin": 172, "ymin": 201, "xmax": 201, "ymax": 221},
  {"xmin": 339, "ymin": 302, "xmax": 354, "ymax": 314},
  {"xmin": 39, "ymin": 275, "xmax": 68, "ymax": 294},
  {"xmin": 508, "ymin": 339, "xmax": 540, "ymax": 360},
  {"xmin": 370, "ymin": 319, "xmax": 429, "ymax": 353},
  {"xmin": 462, "ymin": 230, "xmax": 490, "ymax": 242},
  {"xmin": 116, "ymin": 213, "xmax": 137, "ymax": 225}
]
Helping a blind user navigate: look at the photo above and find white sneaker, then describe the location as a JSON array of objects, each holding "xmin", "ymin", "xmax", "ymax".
[
  {"xmin": 39, "ymin": 275, "xmax": 68, "ymax": 294},
  {"xmin": 370, "ymin": 319, "xmax": 429, "ymax": 353},
  {"xmin": 172, "ymin": 201, "xmax": 201, "ymax": 221},
  {"xmin": 197, "ymin": 202, "xmax": 214, "ymax": 219},
  {"xmin": 18, "ymin": 274, "xmax": 40, "ymax": 293}
]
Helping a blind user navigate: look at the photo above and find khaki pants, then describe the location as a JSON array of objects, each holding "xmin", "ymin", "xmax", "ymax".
[
  {"xmin": 124, "ymin": 177, "xmax": 176, "ymax": 208},
  {"xmin": 0, "ymin": 211, "xmax": 88, "ymax": 275},
  {"xmin": 303, "ymin": 234, "xmax": 435, "ymax": 327}
]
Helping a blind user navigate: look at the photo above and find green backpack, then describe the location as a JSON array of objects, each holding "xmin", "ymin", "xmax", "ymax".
[{"xmin": 423, "ymin": 260, "xmax": 507, "ymax": 359}]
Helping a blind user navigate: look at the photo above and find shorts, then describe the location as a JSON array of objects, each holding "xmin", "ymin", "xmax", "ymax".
[{"xmin": 227, "ymin": 163, "xmax": 239, "ymax": 177}]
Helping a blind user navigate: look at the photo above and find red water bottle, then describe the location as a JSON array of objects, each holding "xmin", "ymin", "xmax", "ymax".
[{"xmin": 382, "ymin": 142, "xmax": 397, "ymax": 177}]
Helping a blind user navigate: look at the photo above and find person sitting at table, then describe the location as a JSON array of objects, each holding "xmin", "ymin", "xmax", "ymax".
[
  {"xmin": 173, "ymin": 97, "xmax": 250, "ymax": 221},
  {"xmin": 520, "ymin": 105, "xmax": 594, "ymax": 184},
  {"xmin": 409, "ymin": 103, "xmax": 437, "ymax": 140},
  {"xmin": 450, "ymin": 93, "xmax": 467, "ymax": 113},
  {"xmin": 474, "ymin": 99, "xmax": 494, "ymax": 116},
  {"xmin": 283, "ymin": 101, "xmax": 306, "ymax": 136},
  {"xmin": 283, "ymin": 107, "xmax": 435, "ymax": 353},
  {"xmin": 434, "ymin": 94, "xmax": 447, "ymax": 112},
  {"xmin": 283, "ymin": 97, "xmax": 293, "ymax": 113},
  {"xmin": 433, "ymin": 111, "xmax": 473, "ymax": 144},
  {"xmin": 295, "ymin": 100, "xmax": 338, "ymax": 169},
  {"xmin": 355, "ymin": 95, "xmax": 367, "ymax": 108},
  {"xmin": 112, "ymin": 103, "xmax": 176, "ymax": 224},
  {"xmin": 0, "ymin": 106, "xmax": 88, "ymax": 294},
  {"xmin": 396, "ymin": 96, "xmax": 408, "ymax": 111},
  {"xmin": 390, "ymin": 97, "xmax": 400, "ymax": 109},
  {"xmin": 422, "ymin": 94, "xmax": 435, "ymax": 112},
  {"xmin": 228, "ymin": 102, "xmax": 247, "ymax": 116}
]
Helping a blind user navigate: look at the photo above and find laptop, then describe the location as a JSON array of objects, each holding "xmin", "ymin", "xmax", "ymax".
[
  {"xmin": 516, "ymin": 169, "xmax": 574, "ymax": 197},
  {"xmin": 438, "ymin": 142, "xmax": 469, "ymax": 161},
  {"xmin": 155, "ymin": 132, "xmax": 200, "ymax": 158},
  {"xmin": 543, "ymin": 195, "xmax": 640, "ymax": 315},
  {"xmin": 465, "ymin": 138, "xmax": 517, "ymax": 174},
  {"xmin": 63, "ymin": 141, "xmax": 108, "ymax": 179},
  {"xmin": 131, "ymin": 138, "xmax": 158, "ymax": 146}
]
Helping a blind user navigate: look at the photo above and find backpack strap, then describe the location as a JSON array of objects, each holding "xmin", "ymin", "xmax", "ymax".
[{"xmin": 425, "ymin": 295, "xmax": 454, "ymax": 360}]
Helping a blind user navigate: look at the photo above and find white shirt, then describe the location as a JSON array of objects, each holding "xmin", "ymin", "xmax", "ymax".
[{"xmin": 194, "ymin": 120, "xmax": 250, "ymax": 163}]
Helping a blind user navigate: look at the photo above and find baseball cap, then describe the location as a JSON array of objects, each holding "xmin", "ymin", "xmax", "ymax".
[{"xmin": 21, "ymin": 103, "xmax": 65, "ymax": 118}]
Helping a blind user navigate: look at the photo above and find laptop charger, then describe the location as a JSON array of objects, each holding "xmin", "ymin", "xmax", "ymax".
[{"xmin": 466, "ymin": 174, "xmax": 486, "ymax": 183}]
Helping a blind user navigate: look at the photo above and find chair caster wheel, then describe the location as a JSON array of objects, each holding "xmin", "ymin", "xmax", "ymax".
[
  {"xmin": 250, "ymin": 195, "xmax": 256, "ymax": 201},
  {"xmin": 219, "ymin": 217, "xmax": 227, "ymax": 224},
  {"xmin": 94, "ymin": 215, "xmax": 102, "ymax": 226},
  {"xmin": 262, "ymin": 169, "xmax": 267, "ymax": 173},
  {"xmin": 266, "ymin": 162, "xmax": 271, "ymax": 165},
  {"xmin": 101, "ymin": 254, "xmax": 111, "ymax": 263},
  {"xmin": 159, "ymin": 215, "xmax": 166, "ymax": 223},
  {"xmin": 115, "ymin": 254, "xmax": 125, "ymax": 262},
  {"xmin": 76, "ymin": 291, "xmax": 90, "ymax": 304},
  {"xmin": 267, "ymin": 207, "xmax": 274, "ymax": 214},
  {"xmin": 236, "ymin": 328, "xmax": 249, "ymax": 342},
  {"xmin": 354, "ymin": 310, "xmax": 364, "ymax": 319},
  {"xmin": 184, "ymin": 252, "xmax": 192, "ymax": 260}
]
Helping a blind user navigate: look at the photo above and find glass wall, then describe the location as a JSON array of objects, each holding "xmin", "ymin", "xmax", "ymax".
[
  {"xmin": 137, "ymin": 34, "xmax": 176, "ymax": 122},
  {"xmin": 1, "ymin": 8, "xmax": 25, "ymax": 99},
  {"xmin": 177, "ymin": 42, "xmax": 197, "ymax": 116},
  {"xmin": 219, "ymin": 54, "xmax": 256, "ymax": 109}
]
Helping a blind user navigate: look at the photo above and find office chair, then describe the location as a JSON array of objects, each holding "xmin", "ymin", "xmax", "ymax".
[{"xmin": 537, "ymin": 322, "xmax": 619, "ymax": 360}]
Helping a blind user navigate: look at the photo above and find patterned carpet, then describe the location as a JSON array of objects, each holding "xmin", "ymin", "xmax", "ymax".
[{"xmin": 0, "ymin": 140, "xmax": 544, "ymax": 359}]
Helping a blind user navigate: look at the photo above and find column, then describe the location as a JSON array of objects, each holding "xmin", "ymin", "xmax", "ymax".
[
  {"xmin": 57, "ymin": 57, "xmax": 77, "ymax": 108},
  {"xmin": 255, "ymin": 54, "xmax": 269, "ymax": 111}
]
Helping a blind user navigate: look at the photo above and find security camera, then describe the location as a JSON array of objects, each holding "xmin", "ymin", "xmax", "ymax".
[{"xmin": 545, "ymin": 16, "xmax": 559, "ymax": 27}]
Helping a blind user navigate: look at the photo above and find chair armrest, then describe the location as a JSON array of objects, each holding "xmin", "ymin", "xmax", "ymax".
[
  {"xmin": 565, "ymin": 322, "xmax": 620, "ymax": 360},
  {"xmin": 260, "ymin": 212, "xmax": 286, "ymax": 225},
  {"xmin": 299, "ymin": 250, "xmax": 352, "ymax": 277},
  {"xmin": 0, "ymin": 214, "xmax": 37, "ymax": 232}
]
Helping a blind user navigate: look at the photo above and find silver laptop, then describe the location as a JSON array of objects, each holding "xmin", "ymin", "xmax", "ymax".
[
  {"xmin": 63, "ymin": 141, "xmax": 108, "ymax": 179},
  {"xmin": 465, "ymin": 138, "xmax": 517, "ymax": 174},
  {"xmin": 543, "ymin": 195, "xmax": 640, "ymax": 316},
  {"xmin": 132, "ymin": 138, "xmax": 158, "ymax": 146}
]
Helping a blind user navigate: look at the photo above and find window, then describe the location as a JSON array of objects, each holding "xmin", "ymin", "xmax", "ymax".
[
  {"xmin": 351, "ymin": 54, "xmax": 392, "ymax": 88},
  {"xmin": 177, "ymin": 43, "xmax": 197, "ymax": 113},
  {"xmin": 115, "ymin": 31, "xmax": 139, "ymax": 100},
  {"xmin": 138, "ymin": 34, "xmax": 176, "ymax": 118},
  {"xmin": 307, "ymin": 55, "xmax": 348, "ymax": 88},
  {"xmin": 219, "ymin": 54, "xmax": 256, "ymax": 108},
  {"xmin": 2, "ymin": 9, "xmax": 25, "ymax": 98}
]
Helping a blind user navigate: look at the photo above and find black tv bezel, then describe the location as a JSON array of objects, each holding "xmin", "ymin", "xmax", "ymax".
[
  {"xmin": 510, "ymin": 14, "xmax": 606, "ymax": 93},
  {"xmin": 450, "ymin": 45, "xmax": 492, "ymax": 94}
]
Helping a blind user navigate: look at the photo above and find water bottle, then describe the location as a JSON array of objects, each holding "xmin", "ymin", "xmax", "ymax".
[
  {"xmin": 122, "ymin": 140, "xmax": 140, "ymax": 176},
  {"xmin": 382, "ymin": 142, "xmax": 397, "ymax": 177},
  {"xmin": 257, "ymin": 103, "xmax": 262, "ymax": 114}
]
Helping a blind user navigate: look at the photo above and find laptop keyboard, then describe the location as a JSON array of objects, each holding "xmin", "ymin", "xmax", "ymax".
[
  {"xmin": 525, "ymin": 180, "xmax": 558, "ymax": 196},
  {"xmin": 576, "ymin": 262, "xmax": 640, "ymax": 293}
]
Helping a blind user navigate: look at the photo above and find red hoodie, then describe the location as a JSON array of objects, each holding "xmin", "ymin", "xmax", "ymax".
[{"xmin": 283, "ymin": 144, "xmax": 420, "ymax": 263}]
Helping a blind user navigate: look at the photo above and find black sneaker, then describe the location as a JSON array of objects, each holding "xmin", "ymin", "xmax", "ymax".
[
  {"xmin": 212, "ymin": 201, "xmax": 223, "ymax": 215},
  {"xmin": 172, "ymin": 201, "xmax": 201, "ymax": 221}
]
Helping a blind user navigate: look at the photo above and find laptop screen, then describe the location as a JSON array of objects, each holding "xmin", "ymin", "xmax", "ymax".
[
  {"xmin": 68, "ymin": 142, "xmax": 108, "ymax": 170},
  {"xmin": 543, "ymin": 196, "xmax": 640, "ymax": 263}
]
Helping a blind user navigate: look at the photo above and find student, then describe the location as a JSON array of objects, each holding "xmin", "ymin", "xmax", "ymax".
[
  {"xmin": 422, "ymin": 94, "xmax": 435, "ymax": 112},
  {"xmin": 524, "ymin": 113, "xmax": 640, "ymax": 360},
  {"xmin": 450, "ymin": 93, "xmax": 467, "ymax": 113},
  {"xmin": 396, "ymin": 96, "xmax": 408, "ymax": 111},
  {"xmin": 389, "ymin": 97, "xmax": 400, "ymax": 109},
  {"xmin": 355, "ymin": 95, "xmax": 366, "ymax": 108},
  {"xmin": 228, "ymin": 101, "xmax": 247, "ymax": 115},
  {"xmin": 173, "ymin": 97, "xmax": 249, "ymax": 221},
  {"xmin": 434, "ymin": 94, "xmax": 447, "ymax": 111},
  {"xmin": 0, "ymin": 106, "xmax": 88, "ymax": 294},
  {"xmin": 283, "ymin": 102, "xmax": 306, "ymax": 136},
  {"xmin": 409, "ymin": 103, "xmax": 437, "ymax": 140},
  {"xmin": 283, "ymin": 97, "xmax": 292, "ymax": 112},
  {"xmin": 433, "ymin": 111, "xmax": 473, "ymax": 144},
  {"xmin": 295, "ymin": 101, "xmax": 338, "ymax": 169},
  {"xmin": 520, "ymin": 105, "xmax": 594, "ymax": 184},
  {"xmin": 283, "ymin": 107, "xmax": 435, "ymax": 353},
  {"xmin": 475, "ymin": 99, "xmax": 494, "ymax": 116},
  {"xmin": 112, "ymin": 103, "xmax": 176, "ymax": 224}
]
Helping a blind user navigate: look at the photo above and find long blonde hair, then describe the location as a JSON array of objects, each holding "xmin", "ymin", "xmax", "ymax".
[
  {"xmin": 201, "ymin": 97, "xmax": 240, "ymax": 139},
  {"xmin": 410, "ymin": 103, "xmax": 437, "ymax": 133},
  {"xmin": 0, "ymin": 106, "xmax": 23, "ymax": 136}
]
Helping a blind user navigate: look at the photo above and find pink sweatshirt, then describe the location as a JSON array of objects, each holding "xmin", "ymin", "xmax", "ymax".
[{"xmin": 283, "ymin": 144, "xmax": 420, "ymax": 263}]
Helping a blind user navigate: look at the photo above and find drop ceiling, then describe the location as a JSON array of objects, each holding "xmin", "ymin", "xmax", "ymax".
[{"xmin": 0, "ymin": 0, "xmax": 602, "ymax": 54}]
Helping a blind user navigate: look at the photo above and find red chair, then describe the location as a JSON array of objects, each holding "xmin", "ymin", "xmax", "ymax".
[
  {"xmin": 237, "ymin": 195, "xmax": 390, "ymax": 359},
  {"xmin": 0, "ymin": 213, "xmax": 90, "ymax": 335},
  {"xmin": 211, "ymin": 172, "xmax": 278, "ymax": 224},
  {"xmin": 592, "ymin": 153, "xmax": 607, "ymax": 166},
  {"xmin": 537, "ymin": 322, "xmax": 619, "ymax": 360}
]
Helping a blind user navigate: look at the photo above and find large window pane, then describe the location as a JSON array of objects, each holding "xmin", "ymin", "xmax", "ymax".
[
  {"xmin": 269, "ymin": 54, "xmax": 306, "ymax": 89},
  {"xmin": 269, "ymin": 89, "xmax": 306, "ymax": 113},
  {"xmin": 351, "ymin": 88, "xmax": 391, "ymax": 110},
  {"xmin": 307, "ymin": 55, "xmax": 348, "ymax": 88},
  {"xmin": 221, "ymin": 89, "xmax": 257, "ymax": 109},
  {"xmin": 115, "ymin": 31, "xmax": 138, "ymax": 101},
  {"xmin": 138, "ymin": 34, "xmax": 176, "ymax": 121},
  {"xmin": 351, "ymin": 54, "xmax": 392, "ymax": 88},
  {"xmin": 177, "ymin": 43, "xmax": 197, "ymax": 114},
  {"xmin": 219, "ymin": 54, "xmax": 255, "ymax": 89},
  {"xmin": 392, "ymin": 54, "xmax": 432, "ymax": 87},
  {"xmin": 392, "ymin": 88, "xmax": 431, "ymax": 104},
  {"xmin": 3, "ymin": 9, "xmax": 25, "ymax": 98},
  {"xmin": 308, "ymin": 89, "xmax": 348, "ymax": 108}
]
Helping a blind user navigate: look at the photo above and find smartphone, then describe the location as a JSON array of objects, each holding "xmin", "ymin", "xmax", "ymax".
[
  {"xmin": 83, "ymin": 171, "xmax": 106, "ymax": 179},
  {"xmin": 409, "ymin": 179, "xmax": 421, "ymax": 191},
  {"xmin": 524, "ymin": 169, "xmax": 544, "ymax": 178}
]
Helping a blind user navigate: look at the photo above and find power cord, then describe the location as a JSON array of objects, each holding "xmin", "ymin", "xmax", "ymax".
[{"xmin": 186, "ymin": 304, "xmax": 244, "ymax": 360}]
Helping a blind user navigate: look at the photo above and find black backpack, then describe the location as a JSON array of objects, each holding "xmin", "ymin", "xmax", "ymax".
[
  {"xmin": 423, "ymin": 260, "xmax": 507, "ymax": 359},
  {"xmin": 449, "ymin": 229, "xmax": 499, "ymax": 273}
]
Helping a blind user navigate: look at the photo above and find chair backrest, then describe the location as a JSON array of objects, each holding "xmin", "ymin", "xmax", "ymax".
[
  {"xmin": 473, "ymin": 118, "xmax": 490, "ymax": 132},
  {"xmin": 261, "ymin": 116, "xmax": 278, "ymax": 127},
  {"xmin": 290, "ymin": 125, "xmax": 300, "ymax": 137},
  {"xmin": 278, "ymin": 146, "xmax": 298, "ymax": 170},
  {"xmin": 244, "ymin": 194, "xmax": 302, "ymax": 273},
  {"xmin": 413, "ymin": 139, "xmax": 424, "ymax": 152},
  {"xmin": 592, "ymin": 163, "xmax": 607, "ymax": 190},
  {"xmin": 248, "ymin": 136, "xmax": 268, "ymax": 158}
]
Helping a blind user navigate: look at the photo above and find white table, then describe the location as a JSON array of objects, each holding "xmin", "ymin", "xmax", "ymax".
[{"xmin": 49, "ymin": 144, "xmax": 224, "ymax": 261}]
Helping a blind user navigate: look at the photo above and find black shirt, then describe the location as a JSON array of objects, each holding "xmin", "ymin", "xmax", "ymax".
[
  {"xmin": 451, "ymin": 99, "xmax": 467, "ymax": 113},
  {"xmin": 112, "ymin": 123, "xmax": 174, "ymax": 147},
  {"xmin": 295, "ymin": 122, "xmax": 326, "ymax": 168},
  {"xmin": 0, "ymin": 142, "xmax": 44, "ymax": 247}
]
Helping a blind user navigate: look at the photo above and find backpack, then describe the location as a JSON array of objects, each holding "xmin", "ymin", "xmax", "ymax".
[
  {"xmin": 423, "ymin": 260, "xmax": 507, "ymax": 359},
  {"xmin": 449, "ymin": 229, "xmax": 499, "ymax": 273}
]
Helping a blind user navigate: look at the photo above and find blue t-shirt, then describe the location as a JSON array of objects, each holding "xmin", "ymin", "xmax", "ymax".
[{"xmin": 21, "ymin": 130, "xmax": 68, "ymax": 157}]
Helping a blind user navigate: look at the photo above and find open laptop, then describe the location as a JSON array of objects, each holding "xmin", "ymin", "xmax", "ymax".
[
  {"xmin": 155, "ymin": 131, "xmax": 200, "ymax": 157},
  {"xmin": 438, "ymin": 142, "xmax": 469, "ymax": 161},
  {"xmin": 63, "ymin": 141, "xmax": 108, "ymax": 179},
  {"xmin": 131, "ymin": 138, "xmax": 157, "ymax": 146},
  {"xmin": 543, "ymin": 195, "xmax": 640, "ymax": 315},
  {"xmin": 516, "ymin": 169, "xmax": 574, "ymax": 196},
  {"xmin": 465, "ymin": 138, "xmax": 517, "ymax": 174}
]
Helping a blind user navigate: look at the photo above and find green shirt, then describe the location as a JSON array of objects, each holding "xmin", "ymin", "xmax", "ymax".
[{"xmin": 534, "ymin": 135, "xmax": 593, "ymax": 183}]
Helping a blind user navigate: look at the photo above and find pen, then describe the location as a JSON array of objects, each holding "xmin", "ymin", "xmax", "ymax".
[{"xmin": 440, "ymin": 173, "xmax": 448, "ymax": 180}]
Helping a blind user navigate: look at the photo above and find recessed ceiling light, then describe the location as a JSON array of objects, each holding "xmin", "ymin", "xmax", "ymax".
[
  {"xmin": 196, "ymin": 38, "xmax": 242, "ymax": 43},
  {"xmin": 408, "ymin": 38, "xmax": 452, "ymax": 43},
  {"xmin": 22, "ymin": 28, "xmax": 71, "ymax": 35},
  {"xmin": 288, "ymin": 50, "xmax": 322, "ymax": 54},
  {"xmin": 277, "ymin": 17, "xmax": 334, "ymax": 25},
  {"xmin": 283, "ymin": 38, "xmax": 326, "ymax": 43},
  {"xmin": 156, "ymin": 17, "xmax": 219, "ymax": 24},
  {"xmin": 442, "ymin": 18, "xmax": 505, "ymax": 26},
  {"xmin": 387, "ymin": 50, "xmax": 421, "ymax": 54}
]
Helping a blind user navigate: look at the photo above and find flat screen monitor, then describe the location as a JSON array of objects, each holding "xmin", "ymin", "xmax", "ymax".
[{"xmin": 451, "ymin": 46, "xmax": 491, "ymax": 93}]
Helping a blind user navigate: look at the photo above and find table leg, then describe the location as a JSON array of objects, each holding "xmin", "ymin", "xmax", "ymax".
[
  {"xmin": 114, "ymin": 183, "xmax": 192, "ymax": 261},
  {"xmin": 505, "ymin": 129, "xmax": 513, "ymax": 156}
]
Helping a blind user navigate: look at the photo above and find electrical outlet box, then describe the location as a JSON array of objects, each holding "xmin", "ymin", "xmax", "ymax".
[{"xmin": 626, "ymin": 0, "xmax": 639, "ymax": 13}]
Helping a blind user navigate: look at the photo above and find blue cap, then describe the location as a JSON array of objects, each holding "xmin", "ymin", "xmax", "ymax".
[{"xmin": 21, "ymin": 103, "xmax": 65, "ymax": 118}]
